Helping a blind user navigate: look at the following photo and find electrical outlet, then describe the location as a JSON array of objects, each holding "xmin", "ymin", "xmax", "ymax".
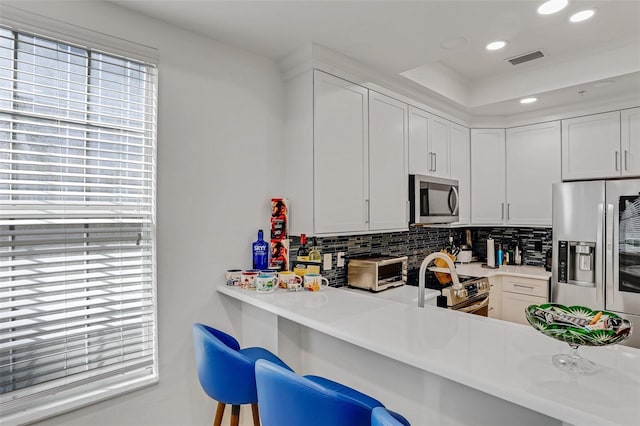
[
  {"xmin": 323, "ymin": 253, "xmax": 332, "ymax": 270},
  {"xmin": 337, "ymin": 252, "xmax": 345, "ymax": 267}
]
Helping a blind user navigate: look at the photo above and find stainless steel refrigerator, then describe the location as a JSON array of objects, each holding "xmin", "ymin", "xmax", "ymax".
[{"xmin": 551, "ymin": 179, "xmax": 640, "ymax": 348}]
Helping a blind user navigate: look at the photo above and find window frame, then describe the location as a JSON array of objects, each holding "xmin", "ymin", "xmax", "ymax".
[{"xmin": 0, "ymin": 8, "xmax": 159, "ymax": 425}]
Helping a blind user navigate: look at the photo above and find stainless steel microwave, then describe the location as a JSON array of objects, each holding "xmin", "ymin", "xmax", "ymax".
[{"xmin": 409, "ymin": 174, "xmax": 459, "ymax": 224}]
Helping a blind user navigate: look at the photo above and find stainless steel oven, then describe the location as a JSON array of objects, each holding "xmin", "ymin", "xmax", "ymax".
[{"xmin": 441, "ymin": 277, "xmax": 491, "ymax": 316}]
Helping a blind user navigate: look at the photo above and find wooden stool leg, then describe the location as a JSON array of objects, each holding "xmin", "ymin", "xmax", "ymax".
[
  {"xmin": 251, "ymin": 403, "xmax": 260, "ymax": 426},
  {"xmin": 213, "ymin": 402, "xmax": 225, "ymax": 426},
  {"xmin": 230, "ymin": 404, "xmax": 240, "ymax": 426}
]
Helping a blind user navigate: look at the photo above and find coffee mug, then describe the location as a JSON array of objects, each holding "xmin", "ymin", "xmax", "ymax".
[
  {"xmin": 303, "ymin": 274, "xmax": 329, "ymax": 292},
  {"xmin": 225, "ymin": 269, "xmax": 242, "ymax": 286},
  {"xmin": 241, "ymin": 270, "xmax": 259, "ymax": 290},
  {"xmin": 255, "ymin": 274, "xmax": 277, "ymax": 294},
  {"xmin": 278, "ymin": 271, "xmax": 303, "ymax": 291}
]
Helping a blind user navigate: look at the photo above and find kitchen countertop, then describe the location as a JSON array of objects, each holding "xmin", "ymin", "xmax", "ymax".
[
  {"xmin": 341, "ymin": 285, "xmax": 441, "ymax": 305},
  {"xmin": 431, "ymin": 262, "xmax": 551, "ymax": 280},
  {"xmin": 218, "ymin": 284, "xmax": 640, "ymax": 426}
]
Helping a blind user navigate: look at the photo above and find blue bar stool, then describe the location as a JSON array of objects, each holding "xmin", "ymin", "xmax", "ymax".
[
  {"xmin": 372, "ymin": 406, "xmax": 409, "ymax": 426},
  {"xmin": 192, "ymin": 323, "xmax": 293, "ymax": 426},
  {"xmin": 255, "ymin": 359, "xmax": 410, "ymax": 426}
]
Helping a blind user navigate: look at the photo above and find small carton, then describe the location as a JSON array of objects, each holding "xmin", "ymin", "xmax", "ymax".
[
  {"xmin": 269, "ymin": 239, "xmax": 289, "ymax": 271},
  {"xmin": 270, "ymin": 198, "xmax": 288, "ymax": 240}
]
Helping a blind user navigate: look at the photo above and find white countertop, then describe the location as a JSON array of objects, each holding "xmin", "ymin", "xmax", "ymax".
[
  {"xmin": 342, "ymin": 285, "xmax": 441, "ymax": 305},
  {"xmin": 218, "ymin": 284, "xmax": 640, "ymax": 426},
  {"xmin": 432, "ymin": 262, "xmax": 552, "ymax": 280}
]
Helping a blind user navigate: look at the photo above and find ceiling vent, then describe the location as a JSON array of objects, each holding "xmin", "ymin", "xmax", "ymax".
[{"xmin": 507, "ymin": 50, "xmax": 545, "ymax": 66}]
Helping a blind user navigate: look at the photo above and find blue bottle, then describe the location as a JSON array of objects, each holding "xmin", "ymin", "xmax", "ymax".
[
  {"xmin": 497, "ymin": 244, "xmax": 504, "ymax": 267},
  {"xmin": 252, "ymin": 229, "xmax": 269, "ymax": 270}
]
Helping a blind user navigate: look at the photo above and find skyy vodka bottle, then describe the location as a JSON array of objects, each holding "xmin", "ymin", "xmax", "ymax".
[{"xmin": 252, "ymin": 229, "xmax": 269, "ymax": 270}]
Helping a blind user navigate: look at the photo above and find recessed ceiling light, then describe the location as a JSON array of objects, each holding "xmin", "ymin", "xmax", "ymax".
[
  {"xmin": 569, "ymin": 10, "xmax": 595, "ymax": 23},
  {"xmin": 537, "ymin": 0, "xmax": 568, "ymax": 15},
  {"xmin": 486, "ymin": 41, "xmax": 507, "ymax": 51},
  {"xmin": 520, "ymin": 97, "xmax": 538, "ymax": 104}
]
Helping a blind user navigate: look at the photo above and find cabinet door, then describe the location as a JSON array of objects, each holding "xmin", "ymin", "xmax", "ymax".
[
  {"xmin": 506, "ymin": 121, "xmax": 561, "ymax": 226},
  {"xmin": 561, "ymin": 111, "xmax": 621, "ymax": 180},
  {"xmin": 430, "ymin": 115, "xmax": 450, "ymax": 178},
  {"xmin": 314, "ymin": 71, "xmax": 369, "ymax": 234},
  {"xmin": 369, "ymin": 91, "xmax": 408, "ymax": 231},
  {"xmin": 622, "ymin": 107, "xmax": 640, "ymax": 177},
  {"xmin": 450, "ymin": 122, "xmax": 470, "ymax": 225},
  {"xmin": 488, "ymin": 276, "xmax": 502, "ymax": 319},
  {"xmin": 471, "ymin": 129, "xmax": 506, "ymax": 225},
  {"xmin": 501, "ymin": 292, "xmax": 546, "ymax": 325},
  {"xmin": 408, "ymin": 106, "xmax": 430, "ymax": 175}
]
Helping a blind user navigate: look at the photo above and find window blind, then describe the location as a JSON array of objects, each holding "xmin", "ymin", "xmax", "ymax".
[{"xmin": 0, "ymin": 24, "xmax": 157, "ymax": 420}]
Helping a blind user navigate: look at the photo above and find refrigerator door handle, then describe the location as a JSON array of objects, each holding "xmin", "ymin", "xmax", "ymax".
[
  {"xmin": 596, "ymin": 203, "xmax": 605, "ymax": 307},
  {"xmin": 605, "ymin": 203, "xmax": 615, "ymax": 307}
]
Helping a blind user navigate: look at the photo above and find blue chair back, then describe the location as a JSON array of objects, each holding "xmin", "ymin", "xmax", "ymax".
[
  {"xmin": 255, "ymin": 359, "xmax": 378, "ymax": 426},
  {"xmin": 372, "ymin": 407, "xmax": 407, "ymax": 426},
  {"xmin": 192, "ymin": 323, "xmax": 257, "ymax": 405}
]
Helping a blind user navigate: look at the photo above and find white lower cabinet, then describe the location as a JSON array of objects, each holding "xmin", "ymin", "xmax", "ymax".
[
  {"xmin": 500, "ymin": 276, "xmax": 549, "ymax": 325},
  {"xmin": 488, "ymin": 276, "xmax": 502, "ymax": 319}
]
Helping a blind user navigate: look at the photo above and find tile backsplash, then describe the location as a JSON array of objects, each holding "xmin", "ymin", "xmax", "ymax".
[{"xmin": 287, "ymin": 226, "xmax": 552, "ymax": 287}]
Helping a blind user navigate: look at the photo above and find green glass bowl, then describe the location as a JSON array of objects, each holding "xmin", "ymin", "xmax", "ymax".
[{"xmin": 525, "ymin": 303, "xmax": 632, "ymax": 347}]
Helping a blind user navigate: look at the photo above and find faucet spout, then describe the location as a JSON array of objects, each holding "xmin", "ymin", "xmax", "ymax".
[{"xmin": 418, "ymin": 252, "xmax": 461, "ymax": 308}]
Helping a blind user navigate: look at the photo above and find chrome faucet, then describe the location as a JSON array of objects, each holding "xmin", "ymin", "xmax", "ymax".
[{"xmin": 418, "ymin": 252, "xmax": 461, "ymax": 308}]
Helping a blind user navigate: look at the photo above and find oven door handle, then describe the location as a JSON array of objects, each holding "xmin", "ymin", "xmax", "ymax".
[{"xmin": 457, "ymin": 296, "xmax": 489, "ymax": 314}]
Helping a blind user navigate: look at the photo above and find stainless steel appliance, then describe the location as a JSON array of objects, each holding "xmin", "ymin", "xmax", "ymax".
[
  {"xmin": 440, "ymin": 277, "xmax": 491, "ymax": 316},
  {"xmin": 551, "ymin": 179, "xmax": 640, "ymax": 348},
  {"xmin": 409, "ymin": 175, "xmax": 459, "ymax": 224},
  {"xmin": 347, "ymin": 255, "xmax": 407, "ymax": 292}
]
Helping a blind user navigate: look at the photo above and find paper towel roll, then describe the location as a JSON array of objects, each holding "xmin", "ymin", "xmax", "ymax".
[{"xmin": 486, "ymin": 238, "xmax": 495, "ymax": 268}]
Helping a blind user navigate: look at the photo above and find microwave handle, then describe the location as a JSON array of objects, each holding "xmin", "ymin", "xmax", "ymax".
[{"xmin": 448, "ymin": 186, "xmax": 460, "ymax": 216}]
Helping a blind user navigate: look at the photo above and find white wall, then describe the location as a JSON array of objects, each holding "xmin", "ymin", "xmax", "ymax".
[{"xmin": 5, "ymin": 1, "xmax": 284, "ymax": 425}]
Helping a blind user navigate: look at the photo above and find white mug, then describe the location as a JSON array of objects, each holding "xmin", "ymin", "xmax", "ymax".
[
  {"xmin": 278, "ymin": 271, "xmax": 303, "ymax": 291},
  {"xmin": 255, "ymin": 274, "xmax": 277, "ymax": 294},
  {"xmin": 303, "ymin": 274, "xmax": 329, "ymax": 292}
]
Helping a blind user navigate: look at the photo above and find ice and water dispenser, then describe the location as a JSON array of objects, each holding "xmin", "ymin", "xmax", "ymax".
[{"xmin": 557, "ymin": 240, "xmax": 596, "ymax": 286}]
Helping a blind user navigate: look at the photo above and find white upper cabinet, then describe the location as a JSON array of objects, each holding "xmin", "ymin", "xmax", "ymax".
[
  {"xmin": 471, "ymin": 129, "xmax": 506, "ymax": 225},
  {"xmin": 561, "ymin": 111, "xmax": 621, "ymax": 180},
  {"xmin": 430, "ymin": 115, "xmax": 451, "ymax": 178},
  {"xmin": 284, "ymin": 69, "xmax": 408, "ymax": 236},
  {"xmin": 408, "ymin": 106, "xmax": 430, "ymax": 175},
  {"xmin": 622, "ymin": 107, "xmax": 640, "ymax": 177},
  {"xmin": 368, "ymin": 91, "xmax": 408, "ymax": 231},
  {"xmin": 314, "ymin": 70, "xmax": 369, "ymax": 234},
  {"xmin": 408, "ymin": 106, "xmax": 449, "ymax": 178},
  {"xmin": 449, "ymin": 122, "xmax": 470, "ymax": 225},
  {"xmin": 506, "ymin": 121, "xmax": 561, "ymax": 226}
]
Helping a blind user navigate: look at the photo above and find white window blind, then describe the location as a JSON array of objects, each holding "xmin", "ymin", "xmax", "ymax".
[{"xmin": 0, "ymin": 24, "xmax": 157, "ymax": 423}]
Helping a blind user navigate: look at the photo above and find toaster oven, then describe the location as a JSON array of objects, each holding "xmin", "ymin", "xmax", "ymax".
[{"xmin": 347, "ymin": 255, "xmax": 407, "ymax": 292}]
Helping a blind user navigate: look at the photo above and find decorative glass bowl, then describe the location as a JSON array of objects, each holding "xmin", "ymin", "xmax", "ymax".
[{"xmin": 525, "ymin": 303, "xmax": 632, "ymax": 374}]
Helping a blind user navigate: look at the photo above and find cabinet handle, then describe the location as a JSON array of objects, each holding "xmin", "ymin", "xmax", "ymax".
[
  {"xmin": 507, "ymin": 203, "xmax": 510, "ymax": 220},
  {"xmin": 430, "ymin": 152, "xmax": 435, "ymax": 171},
  {"xmin": 406, "ymin": 200, "xmax": 410, "ymax": 223},
  {"xmin": 625, "ymin": 150, "xmax": 629, "ymax": 171},
  {"xmin": 501, "ymin": 203, "xmax": 504, "ymax": 220},
  {"xmin": 514, "ymin": 284, "xmax": 535, "ymax": 290},
  {"xmin": 364, "ymin": 199, "xmax": 369, "ymax": 224},
  {"xmin": 615, "ymin": 151, "xmax": 619, "ymax": 171},
  {"xmin": 433, "ymin": 153, "xmax": 437, "ymax": 172}
]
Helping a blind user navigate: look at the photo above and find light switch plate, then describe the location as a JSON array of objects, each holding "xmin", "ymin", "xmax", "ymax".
[
  {"xmin": 323, "ymin": 253, "xmax": 332, "ymax": 270},
  {"xmin": 337, "ymin": 252, "xmax": 345, "ymax": 268}
]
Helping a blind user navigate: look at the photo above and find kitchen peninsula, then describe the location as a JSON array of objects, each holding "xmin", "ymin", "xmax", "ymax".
[{"xmin": 218, "ymin": 284, "xmax": 640, "ymax": 426}]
